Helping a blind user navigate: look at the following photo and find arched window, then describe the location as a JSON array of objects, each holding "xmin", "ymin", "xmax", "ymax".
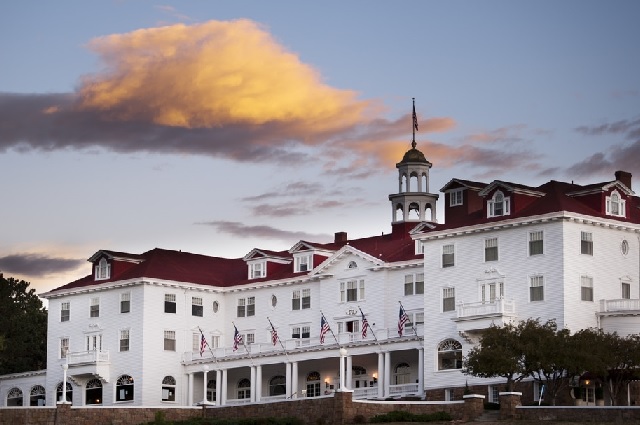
[
  {"xmin": 207, "ymin": 379, "xmax": 216, "ymax": 402},
  {"xmin": 56, "ymin": 382, "xmax": 72, "ymax": 404},
  {"xmin": 115, "ymin": 374, "xmax": 134, "ymax": 402},
  {"xmin": 348, "ymin": 261, "xmax": 357, "ymax": 269},
  {"xmin": 394, "ymin": 362, "xmax": 411, "ymax": 384},
  {"xmin": 269, "ymin": 375, "xmax": 286, "ymax": 396},
  {"xmin": 29, "ymin": 385, "xmax": 46, "ymax": 406},
  {"xmin": 488, "ymin": 190, "xmax": 510, "ymax": 217},
  {"xmin": 85, "ymin": 379, "xmax": 102, "ymax": 405},
  {"xmin": 96, "ymin": 258, "xmax": 110, "ymax": 280},
  {"xmin": 162, "ymin": 376, "xmax": 176, "ymax": 402},
  {"xmin": 606, "ymin": 190, "xmax": 626, "ymax": 217},
  {"xmin": 438, "ymin": 339, "xmax": 463, "ymax": 370},
  {"xmin": 394, "ymin": 203, "xmax": 404, "ymax": 222},
  {"xmin": 408, "ymin": 202, "xmax": 420, "ymax": 220},
  {"xmin": 6, "ymin": 387, "xmax": 23, "ymax": 406},
  {"xmin": 237, "ymin": 378, "xmax": 250, "ymax": 399},
  {"xmin": 306, "ymin": 371, "xmax": 321, "ymax": 397}
]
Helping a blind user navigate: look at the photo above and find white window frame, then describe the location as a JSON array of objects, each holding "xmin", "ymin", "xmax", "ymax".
[
  {"xmin": 249, "ymin": 261, "xmax": 265, "ymax": 279},
  {"xmin": 529, "ymin": 275, "xmax": 544, "ymax": 302},
  {"xmin": 95, "ymin": 258, "xmax": 110, "ymax": 280},
  {"xmin": 622, "ymin": 280, "xmax": 631, "ymax": 299},
  {"xmin": 437, "ymin": 339, "xmax": 462, "ymax": 370},
  {"xmin": 606, "ymin": 190, "xmax": 626, "ymax": 217},
  {"xmin": 528, "ymin": 230, "xmax": 544, "ymax": 256},
  {"xmin": 340, "ymin": 279, "xmax": 365, "ymax": 303},
  {"xmin": 119, "ymin": 329, "xmax": 130, "ymax": 352},
  {"xmin": 442, "ymin": 287, "xmax": 455, "ymax": 312},
  {"xmin": 450, "ymin": 189, "xmax": 464, "ymax": 206},
  {"xmin": 415, "ymin": 240, "xmax": 425, "ymax": 254},
  {"xmin": 120, "ymin": 292, "xmax": 130, "ymax": 314},
  {"xmin": 60, "ymin": 337, "xmax": 69, "ymax": 359},
  {"xmin": 164, "ymin": 330, "xmax": 176, "ymax": 351},
  {"xmin": 481, "ymin": 281, "xmax": 504, "ymax": 303},
  {"xmin": 164, "ymin": 293, "xmax": 176, "ymax": 314},
  {"xmin": 90, "ymin": 297, "xmax": 100, "ymax": 318},
  {"xmin": 581, "ymin": 275, "xmax": 594, "ymax": 302},
  {"xmin": 404, "ymin": 273, "xmax": 425, "ymax": 296},
  {"xmin": 442, "ymin": 244, "xmax": 455, "ymax": 268},
  {"xmin": 295, "ymin": 254, "xmax": 312, "ymax": 272},
  {"xmin": 488, "ymin": 385, "xmax": 500, "ymax": 404},
  {"xmin": 487, "ymin": 190, "xmax": 510, "ymax": 218},
  {"xmin": 485, "ymin": 237, "xmax": 498, "ymax": 262},
  {"xmin": 60, "ymin": 302, "xmax": 70, "ymax": 322},
  {"xmin": 237, "ymin": 297, "xmax": 255, "ymax": 317},
  {"xmin": 245, "ymin": 333, "xmax": 255, "ymax": 345},
  {"xmin": 581, "ymin": 231, "xmax": 593, "ymax": 255},
  {"xmin": 192, "ymin": 296, "xmax": 203, "ymax": 317}
]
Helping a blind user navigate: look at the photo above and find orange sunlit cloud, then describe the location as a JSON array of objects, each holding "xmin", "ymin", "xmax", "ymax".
[{"xmin": 78, "ymin": 19, "xmax": 369, "ymax": 134}]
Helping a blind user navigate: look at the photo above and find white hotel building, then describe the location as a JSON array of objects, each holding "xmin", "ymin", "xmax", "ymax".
[{"xmin": 1, "ymin": 141, "xmax": 639, "ymax": 407}]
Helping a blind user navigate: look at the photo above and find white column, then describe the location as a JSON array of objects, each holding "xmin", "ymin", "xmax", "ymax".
[
  {"xmin": 202, "ymin": 365, "xmax": 209, "ymax": 404},
  {"xmin": 221, "ymin": 369, "xmax": 228, "ymax": 406},
  {"xmin": 215, "ymin": 370, "xmax": 222, "ymax": 405},
  {"xmin": 187, "ymin": 372, "xmax": 194, "ymax": 406},
  {"xmin": 384, "ymin": 351, "xmax": 391, "ymax": 397},
  {"xmin": 339, "ymin": 348, "xmax": 347, "ymax": 391},
  {"xmin": 346, "ymin": 355, "xmax": 353, "ymax": 390},
  {"xmin": 59, "ymin": 363, "xmax": 69, "ymax": 403},
  {"xmin": 285, "ymin": 362, "xmax": 292, "ymax": 398},
  {"xmin": 256, "ymin": 365, "xmax": 262, "ymax": 402},
  {"xmin": 250, "ymin": 366, "xmax": 256, "ymax": 403},
  {"xmin": 292, "ymin": 362, "xmax": 299, "ymax": 398},
  {"xmin": 377, "ymin": 352, "xmax": 384, "ymax": 399},
  {"xmin": 418, "ymin": 348, "xmax": 424, "ymax": 396}
]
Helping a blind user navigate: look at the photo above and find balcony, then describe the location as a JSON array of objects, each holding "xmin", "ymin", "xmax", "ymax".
[
  {"xmin": 599, "ymin": 299, "xmax": 640, "ymax": 315},
  {"xmin": 66, "ymin": 350, "xmax": 111, "ymax": 383},
  {"xmin": 598, "ymin": 299, "xmax": 640, "ymax": 337},
  {"xmin": 452, "ymin": 299, "xmax": 517, "ymax": 342}
]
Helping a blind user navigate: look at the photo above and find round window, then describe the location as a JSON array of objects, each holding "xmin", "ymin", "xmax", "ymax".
[
  {"xmin": 621, "ymin": 240, "xmax": 629, "ymax": 256},
  {"xmin": 212, "ymin": 301, "xmax": 219, "ymax": 313},
  {"xmin": 271, "ymin": 295, "xmax": 277, "ymax": 307}
]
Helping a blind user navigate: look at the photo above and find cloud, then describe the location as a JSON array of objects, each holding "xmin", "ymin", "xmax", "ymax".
[
  {"xmin": 196, "ymin": 220, "xmax": 333, "ymax": 243},
  {"xmin": 0, "ymin": 254, "xmax": 85, "ymax": 277}
]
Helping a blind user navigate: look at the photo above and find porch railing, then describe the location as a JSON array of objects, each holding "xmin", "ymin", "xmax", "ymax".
[
  {"xmin": 67, "ymin": 350, "xmax": 109, "ymax": 365},
  {"xmin": 456, "ymin": 298, "xmax": 515, "ymax": 319},
  {"xmin": 600, "ymin": 298, "xmax": 640, "ymax": 313},
  {"xmin": 388, "ymin": 383, "xmax": 419, "ymax": 397},
  {"xmin": 352, "ymin": 386, "xmax": 379, "ymax": 400}
]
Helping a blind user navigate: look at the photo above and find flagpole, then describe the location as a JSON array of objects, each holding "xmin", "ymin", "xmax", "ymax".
[
  {"xmin": 412, "ymin": 97, "xmax": 418, "ymax": 149},
  {"xmin": 320, "ymin": 311, "xmax": 341, "ymax": 348},
  {"xmin": 267, "ymin": 317, "xmax": 291, "ymax": 363},
  {"xmin": 197, "ymin": 326, "xmax": 217, "ymax": 364},
  {"xmin": 232, "ymin": 321, "xmax": 255, "ymax": 367},
  {"xmin": 358, "ymin": 306, "xmax": 381, "ymax": 350},
  {"xmin": 398, "ymin": 301, "xmax": 419, "ymax": 339}
]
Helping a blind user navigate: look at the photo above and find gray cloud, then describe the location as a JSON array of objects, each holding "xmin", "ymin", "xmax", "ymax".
[
  {"xmin": 0, "ymin": 253, "xmax": 85, "ymax": 277},
  {"xmin": 196, "ymin": 221, "xmax": 333, "ymax": 243}
]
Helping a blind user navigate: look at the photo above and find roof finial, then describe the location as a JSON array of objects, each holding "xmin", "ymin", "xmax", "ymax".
[{"xmin": 412, "ymin": 97, "xmax": 418, "ymax": 149}]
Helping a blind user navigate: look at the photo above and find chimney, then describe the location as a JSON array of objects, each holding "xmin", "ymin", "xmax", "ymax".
[
  {"xmin": 334, "ymin": 232, "xmax": 348, "ymax": 244},
  {"xmin": 615, "ymin": 170, "xmax": 632, "ymax": 190}
]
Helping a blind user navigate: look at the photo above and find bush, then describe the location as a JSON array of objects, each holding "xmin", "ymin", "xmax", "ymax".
[{"xmin": 369, "ymin": 410, "xmax": 452, "ymax": 423}]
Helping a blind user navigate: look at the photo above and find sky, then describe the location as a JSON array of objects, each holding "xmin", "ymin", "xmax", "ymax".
[{"xmin": 1, "ymin": 1, "xmax": 639, "ymax": 300}]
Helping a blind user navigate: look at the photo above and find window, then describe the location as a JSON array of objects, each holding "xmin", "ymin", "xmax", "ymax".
[
  {"xmin": 581, "ymin": 275, "xmax": 594, "ymax": 301},
  {"xmin": 56, "ymin": 382, "xmax": 72, "ymax": 403},
  {"xmin": 481, "ymin": 282, "xmax": 503, "ymax": 303},
  {"xmin": 210, "ymin": 335, "xmax": 220, "ymax": 348},
  {"xmin": 450, "ymin": 189, "xmax": 463, "ymax": 206},
  {"xmin": 348, "ymin": 261, "xmax": 357, "ymax": 269},
  {"xmin": 212, "ymin": 300, "xmax": 219, "ymax": 313},
  {"xmin": 488, "ymin": 385, "xmax": 500, "ymax": 404},
  {"xmin": 162, "ymin": 376, "xmax": 176, "ymax": 402},
  {"xmin": 621, "ymin": 239, "xmax": 630, "ymax": 256},
  {"xmin": 295, "ymin": 254, "xmax": 312, "ymax": 272},
  {"xmin": 90, "ymin": 297, "xmax": 100, "ymax": 318},
  {"xmin": 60, "ymin": 337, "xmax": 69, "ymax": 358},
  {"xmin": 404, "ymin": 273, "xmax": 424, "ymax": 295},
  {"xmin": 192, "ymin": 297, "xmax": 203, "ymax": 317},
  {"xmin": 95, "ymin": 258, "xmax": 110, "ymax": 280},
  {"xmin": 306, "ymin": 372, "xmax": 321, "ymax": 397},
  {"xmin": 488, "ymin": 190, "xmax": 510, "ymax": 217},
  {"xmin": 292, "ymin": 289, "xmax": 311, "ymax": 310},
  {"xmin": 437, "ymin": 339, "xmax": 462, "ymax": 370},
  {"xmin": 244, "ymin": 333, "xmax": 255, "ymax": 345},
  {"xmin": 415, "ymin": 240, "xmax": 425, "ymax": 254},
  {"xmin": 115, "ymin": 374, "xmax": 134, "ymax": 402},
  {"xmin": 29, "ymin": 385, "xmax": 46, "ymax": 406},
  {"xmin": 622, "ymin": 281, "xmax": 631, "ymax": 299},
  {"xmin": 7, "ymin": 387, "xmax": 23, "ymax": 406},
  {"xmin": 120, "ymin": 292, "xmax": 130, "ymax": 313},
  {"xmin": 529, "ymin": 231, "xmax": 544, "ymax": 256},
  {"xmin": 581, "ymin": 232, "xmax": 593, "ymax": 255},
  {"xmin": 164, "ymin": 330, "xmax": 176, "ymax": 351},
  {"xmin": 269, "ymin": 376, "xmax": 286, "ymax": 396},
  {"xmin": 164, "ymin": 293, "xmax": 176, "ymax": 314},
  {"xmin": 394, "ymin": 363, "xmax": 411, "ymax": 384},
  {"xmin": 442, "ymin": 287, "xmax": 455, "ymax": 312},
  {"xmin": 606, "ymin": 190, "xmax": 626, "ymax": 217},
  {"xmin": 61, "ymin": 302, "xmax": 70, "ymax": 322},
  {"xmin": 86, "ymin": 334, "xmax": 102, "ymax": 351},
  {"xmin": 237, "ymin": 378, "xmax": 251, "ymax": 399},
  {"xmin": 250, "ymin": 262, "xmax": 265, "ymax": 279},
  {"xmin": 207, "ymin": 379, "xmax": 216, "ymax": 402},
  {"xmin": 340, "ymin": 279, "xmax": 365, "ymax": 302},
  {"xmin": 291, "ymin": 326, "xmax": 311, "ymax": 346},
  {"xmin": 237, "ymin": 297, "xmax": 255, "ymax": 317},
  {"xmin": 485, "ymin": 238, "xmax": 498, "ymax": 262},
  {"xmin": 530, "ymin": 275, "xmax": 544, "ymax": 301},
  {"xmin": 445, "ymin": 388, "xmax": 455, "ymax": 401},
  {"xmin": 85, "ymin": 378, "xmax": 102, "ymax": 405},
  {"xmin": 119, "ymin": 329, "xmax": 130, "ymax": 352},
  {"xmin": 442, "ymin": 244, "xmax": 454, "ymax": 268}
]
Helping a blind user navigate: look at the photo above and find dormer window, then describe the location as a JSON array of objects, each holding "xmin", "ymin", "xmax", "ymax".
[
  {"xmin": 487, "ymin": 190, "xmax": 510, "ymax": 218},
  {"xmin": 606, "ymin": 190, "xmax": 626, "ymax": 217},
  {"xmin": 450, "ymin": 189, "xmax": 463, "ymax": 206},
  {"xmin": 95, "ymin": 258, "xmax": 111, "ymax": 280},
  {"xmin": 294, "ymin": 254, "xmax": 312, "ymax": 272},
  {"xmin": 249, "ymin": 261, "xmax": 265, "ymax": 279}
]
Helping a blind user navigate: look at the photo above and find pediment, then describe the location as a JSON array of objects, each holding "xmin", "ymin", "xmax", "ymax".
[{"xmin": 311, "ymin": 244, "xmax": 384, "ymax": 276}]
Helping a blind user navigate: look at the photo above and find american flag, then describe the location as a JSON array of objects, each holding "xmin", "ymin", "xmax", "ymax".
[
  {"xmin": 320, "ymin": 315, "xmax": 330, "ymax": 344},
  {"xmin": 412, "ymin": 102, "xmax": 419, "ymax": 131},
  {"xmin": 361, "ymin": 310, "xmax": 369, "ymax": 338},
  {"xmin": 199, "ymin": 333, "xmax": 209, "ymax": 357},
  {"xmin": 398, "ymin": 305, "xmax": 409, "ymax": 337},
  {"xmin": 233, "ymin": 326, "xmax": 243, "ymax": 351},
  {"xmin": 270, "ymin": 324, "xmax": 278, "ymax": 346}
]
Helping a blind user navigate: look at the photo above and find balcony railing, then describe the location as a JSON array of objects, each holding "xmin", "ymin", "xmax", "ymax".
[
  {"xmin": 67, "ymin": 350, "xmax": 109, "ymax": 366},
  {"xmin": 352, "ymin": 386, "xmax": 379, "ymax": 400},
  {"xmin": 599, "ymin": 299, "xmax": 640, "ymax": 313},
  {"xmin": 456, "ymin": 298, "xmax": 515, "ymax": 319},
  {"xmin": 388, "ymin": 383, "xmax": 419, "ymax": 397}
]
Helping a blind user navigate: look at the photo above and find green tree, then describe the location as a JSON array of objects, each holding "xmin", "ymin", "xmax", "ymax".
[
  {"xmin": 463, "ymin": 322, "xmax": 526, "ymax": 391},
  {"xmin": 0, "ymin": 274, "xmax": 48, "ymax": 374}
]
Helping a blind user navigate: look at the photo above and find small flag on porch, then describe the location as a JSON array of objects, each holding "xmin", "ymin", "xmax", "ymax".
[
  {"xmin": 233, "ymin": 325, "xmax": 243, "ymax": 351},
  {"xmin": 199, "ymin": 333, "xmax": 209, "ymax": 357},
  {"xmin": 361, "ymin": 310, "xmax": 369, "ymax": 338},
  {"xmin": 320, "ymin": 315, "xmax": 330, "ymax": 344},
  {"xmin": 398, "ymin": 305, "xmax": 409, "ymax": 336}
]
